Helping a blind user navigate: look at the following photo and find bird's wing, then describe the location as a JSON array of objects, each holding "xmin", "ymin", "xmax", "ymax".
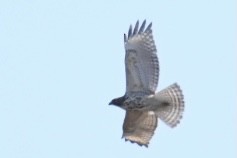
[
  {"xmin": 122, "ymin": 110, "xmax": 157, "ymax": 147},
  {"xmin": 124, "ymin": 20, "xmax": 159, "ymax": 95}
]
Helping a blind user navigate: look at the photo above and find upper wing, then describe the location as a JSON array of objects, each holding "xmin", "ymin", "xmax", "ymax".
[
  {"xmin": 122, "ymin": 110, "xmax": 157, "ymax": 147},
  {"xmin": 124, "ymin": 20, "xmax": 159, "ymax": 95}
]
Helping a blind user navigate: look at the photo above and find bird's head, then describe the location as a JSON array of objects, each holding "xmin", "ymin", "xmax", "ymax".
[{"xmin": 109, "ymin": 96, "xmax": 126, "ymax": 107}]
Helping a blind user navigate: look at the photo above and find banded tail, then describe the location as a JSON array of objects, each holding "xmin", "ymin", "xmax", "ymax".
[{"xmin": 154, "ymin": 83, "xmax": 184, "ymax": 127}]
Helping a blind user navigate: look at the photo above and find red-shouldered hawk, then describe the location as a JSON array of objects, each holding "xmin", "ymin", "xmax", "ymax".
[{"xmin": 109, "ymin": 20, "xmax": 184, "ymax": 147}]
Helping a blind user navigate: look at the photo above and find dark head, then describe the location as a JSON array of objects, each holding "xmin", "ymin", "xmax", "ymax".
[{"xmin": 109, "ymin": 96, "xmax": 126, "ymax": 107}]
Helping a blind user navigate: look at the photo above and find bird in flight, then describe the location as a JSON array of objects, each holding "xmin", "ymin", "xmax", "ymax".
[{"xmin": 109, "ymin": 20, "xmax": 184, "ymax": 147}]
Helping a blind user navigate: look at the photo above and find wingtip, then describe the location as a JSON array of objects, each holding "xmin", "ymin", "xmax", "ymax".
[
  {"xmin": 138, "ymin": 19, "xmax": 146, "ymax": 33},
  {"xmin": 122, "ymin": 137, "xmax": 149, "ymax": 147},
  {"xmin": 128, "ymin": 139, "xmax": 149, "ymax": 147},
  {"xmin": 133, "ymin": 20, "xmax": 139, "ymax": 35},
  {"xmin": 145, "ymin": 22, "xmax": 152, "ymax": 32},
  {"xmin": 124, "ymin": 33, "xmax": 127, "ymax": 42},
  {"xmin": 128, "ymin": 24, "xmax": 133, "ymax": 39}
]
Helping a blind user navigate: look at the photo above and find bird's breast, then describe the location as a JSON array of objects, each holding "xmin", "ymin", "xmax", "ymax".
[{"xmin": 122, "ymin": 94, "xmax": 150, "ymax": 111}]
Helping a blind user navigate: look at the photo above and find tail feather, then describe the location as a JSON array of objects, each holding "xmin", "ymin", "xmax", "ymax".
[{"xmin": 155, "ymin": 83, "xmax": 184, "ymax": 128}]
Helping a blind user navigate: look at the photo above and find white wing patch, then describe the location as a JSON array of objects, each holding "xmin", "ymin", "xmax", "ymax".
[
  {"xmin": 125, "ymin": 50, "xmax": 144, "ymax": 92},
  {"xmin": 148, "ymin": 111, "xmax": 155, "ymax": 115}
]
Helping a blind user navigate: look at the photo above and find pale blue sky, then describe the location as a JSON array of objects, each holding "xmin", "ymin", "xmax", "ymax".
[{"xmin": 0, "ymin": 0, "xmax": 236, "ymax": 158}]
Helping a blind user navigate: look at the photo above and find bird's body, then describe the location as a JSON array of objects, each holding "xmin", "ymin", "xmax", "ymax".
[{"xmin": 109, "ymin": 20, "xmax": 184, "ymax": 147}]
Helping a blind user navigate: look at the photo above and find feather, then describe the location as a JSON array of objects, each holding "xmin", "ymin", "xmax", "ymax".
[
  {"xmin": 138, "ymin": 20, "xmax": 146, "ymax": 34},
  {"xmin": 133, "ymin": 20, "xmax": 139, "ymax": 36}
]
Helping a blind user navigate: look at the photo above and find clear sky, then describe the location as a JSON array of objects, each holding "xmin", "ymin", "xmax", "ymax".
[{"xmin": 0, "ymin": 0, "xmax": 236, "ymax": 157}]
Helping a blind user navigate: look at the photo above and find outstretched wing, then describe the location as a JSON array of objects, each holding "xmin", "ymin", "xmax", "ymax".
[
  {"xmin": 122, "ymin": 110, "xmax": 157, "ymax": 147},
  {"xmin": 124, "ymin": 20, "xmax": 159, "ymax": 95}
]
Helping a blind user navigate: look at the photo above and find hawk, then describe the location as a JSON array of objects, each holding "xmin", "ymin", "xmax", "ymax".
[{"xmin": 109, "ymin": 20, "xmax": 184, "ymax": 147}]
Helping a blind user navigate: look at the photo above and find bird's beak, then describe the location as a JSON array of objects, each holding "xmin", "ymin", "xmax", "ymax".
[{"xmin": 109, "ymin": 101, "xmax": 112, "ymax": 105}]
